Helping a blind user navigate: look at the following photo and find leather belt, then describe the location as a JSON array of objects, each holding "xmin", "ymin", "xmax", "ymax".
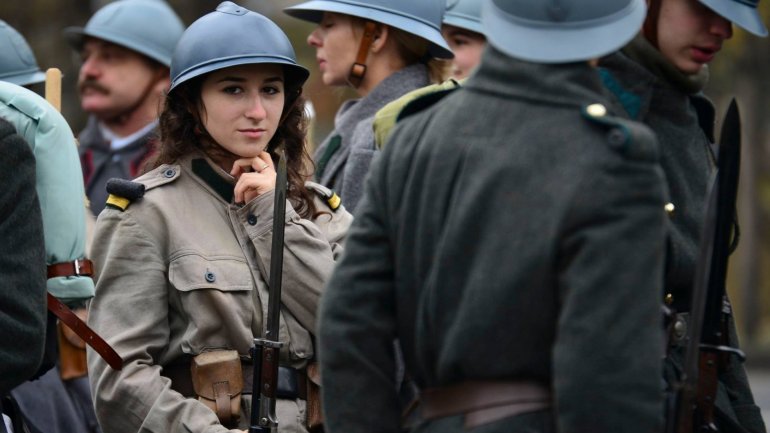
[
  {"xmin": 46, "ymin": 258, "xmax": 123, "ymax": 370},
  {"xmin": 47, "ymin": 259, "xmax": 94, "ymax": 279},
  {"xmin": 46, "ymin": 293, "xmax": 123, "ymax": 370},
  {"xmin": 420, "ymin": 381, "xmax": 551, "ymax": 429},
  {"xmin": 164, "ymin": 360, "xmax": 307, "ymax": 400}
]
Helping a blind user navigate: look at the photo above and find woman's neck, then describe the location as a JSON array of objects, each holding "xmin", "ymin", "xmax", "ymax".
[{"xmin": 353, "ymin": 47, "xmax": 408, "ymax": 97}]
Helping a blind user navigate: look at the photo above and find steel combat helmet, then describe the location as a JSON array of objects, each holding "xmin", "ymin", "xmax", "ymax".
[
  {"xmin": 64, "ymin": 0, "xmax": 184, "ymax": 67},
  {"xmin": 444, "ymin": 0, "xmax": 483, "ymax": 35},
  {"xmin": 482, "ymin": 0, "xmax": 647, "ymax": 63},
  {"xmin": 698, "ymin": 0, "xmax": 766, "ymax": 36},
  {"xmin": 0, "ymin": 20, "xmax": 46, "ymax": 86},
  {"xmin": 169, "ymin": 1, "xmax": 309, "ymax": 93},
  {"xmin": 284, "ymin": 0, "xmax": 453, "ymax": 59}
]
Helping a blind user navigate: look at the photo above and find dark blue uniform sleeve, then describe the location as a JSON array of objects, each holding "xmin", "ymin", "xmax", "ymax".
[{"xmin": 0, "ymin": 117, "xmax": 47, "ymax": 394}]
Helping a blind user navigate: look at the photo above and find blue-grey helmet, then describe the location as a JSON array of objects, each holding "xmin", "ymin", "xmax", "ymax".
[
  {"xmin": 63, "ymin": 0, "xmax": 184, "ymax": 67},
  {"xmin": 0, "ymin": 20, "xmax": 46, "ymax": 86},
  {"xmin": 169, "ymin": 2, "xmax": 309, "ymax": 93},
  {"xmin": 444, "ymin": 0, "xmax": 483, "ymax": 35},
  {"xmin": 699, "ymin": 0, "xmax": 767, "ymax": 36},
  {"xmin": 284, "ymin": 0, "xmax": 453, "ymax": 59},
  {"xmin": 482, "ymin": 0, "xmax": 647, "ymax": 63}
]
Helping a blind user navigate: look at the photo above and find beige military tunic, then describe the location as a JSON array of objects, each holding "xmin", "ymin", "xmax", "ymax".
[{"xmin": 86, "ymin": 153, "xmax": 352, "ymax": 433}]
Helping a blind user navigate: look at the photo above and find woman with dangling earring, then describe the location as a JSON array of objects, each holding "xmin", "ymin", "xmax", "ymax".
[{"xmin": 284, "ymin": 0, "xmax": 453, "ymax": 213}]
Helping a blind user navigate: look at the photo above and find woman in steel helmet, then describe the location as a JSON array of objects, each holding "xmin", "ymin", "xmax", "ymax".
[
  {"xmin": 86, "ymin": 3, "xmax": 352, "ymax": 432},
  {"xmin": 284, "ymin": 0, "xmax": 453, "ymax": 213},
  {"xmin": 441, "ymin": 0, "xmax": 486, "ymax": 80}
]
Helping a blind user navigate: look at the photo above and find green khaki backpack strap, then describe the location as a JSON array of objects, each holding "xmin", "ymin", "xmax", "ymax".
[
  {"xmin": 373, "ymin": 79, "xmax": 462, "ymax": 150},
  {"xmin": 581, "ymin": 102, "xmax": 659, "ymax": 163},
  {"xmin": 305, "ymin": 181, "xmax": 342, "ymax": 211}
]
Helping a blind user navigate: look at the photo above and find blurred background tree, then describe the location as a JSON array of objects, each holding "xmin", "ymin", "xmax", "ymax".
[{"xmin": 2, "ymin": 0, "xmax": 769, "ymax": 361}]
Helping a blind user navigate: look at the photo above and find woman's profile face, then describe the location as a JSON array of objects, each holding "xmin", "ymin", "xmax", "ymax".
[
  {"xmin": 199, "ymin": 63, "xmax": 285, "ymax": 166},
  {"xmin": 441, "ymin": 25, "xmax": 486, "ymax": 80},
  {"xmin": 652, "ymin": 0, "xmax": 732, "ymax": 75},
  {"xmin": 306, "ymin": 12, "xmax": 360, "ymax": 86}
]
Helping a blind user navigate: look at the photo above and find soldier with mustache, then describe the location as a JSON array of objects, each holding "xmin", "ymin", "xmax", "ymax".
[{"xmin": 63, "ymin": 0, "xmax": 184, "ymax": 216}]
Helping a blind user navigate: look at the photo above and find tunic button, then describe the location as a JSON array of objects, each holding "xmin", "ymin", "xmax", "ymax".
[
  {"xmin": 205, "ymin": 271, "xmax": 216, "ymax": 283},
  {"xmin": 607, "ymin": 128, "xmax": 627, "ymax": 147},
  {"xmin": 163, "ymin": 168, "xmax": 176, "ymax": 178},
  {"xmin": 673, "ymin": 317, "xmax": 687, "ymax": 339},
  {"xmin": 664, "ymin": 293, "xmax": 674, "ymax": 305},
  {"xmin": 665, "ymin": 202, "xmax": 676, "ymax": 217},
  {"xmin": 247, "ymin": 214, "xmax": 257, "ymax": 225},
  {"xmin": 585, "ymin": 103, "xmax": 607, "ymax": 118}
]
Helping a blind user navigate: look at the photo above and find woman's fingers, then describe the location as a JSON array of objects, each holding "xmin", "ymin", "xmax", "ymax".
[
  {"xmin": 254, "ymin": 151, "xmax": 273, "ymax": 170},
  {"xmin": 230, "ymin": 151, "xmax": 273, "ymax": 177},
  {"xmin": 230, "ymin": 152, "xmax": 277, "ymax": 203},
  {"xmin": 233, "ymin": 172, "xmax": 276, "ymax": 204},
  {"xmin": 230, "ymin": 158, "xmax": 253, "ymax": 178}
]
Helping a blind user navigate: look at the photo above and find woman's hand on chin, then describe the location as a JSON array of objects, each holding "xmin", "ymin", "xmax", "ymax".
[{"xmin": 230, "ymin": 151, "xmax": 276, "ymax": 204}]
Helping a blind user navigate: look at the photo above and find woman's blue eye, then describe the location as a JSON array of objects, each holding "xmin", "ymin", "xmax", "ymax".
[
  {"xmin": 223, "ymin": 86, "xmax": 242, "ymax": 95},
  {"xmin": 263, "ymin": 86, "xmax": 281, "ymax": 95}
]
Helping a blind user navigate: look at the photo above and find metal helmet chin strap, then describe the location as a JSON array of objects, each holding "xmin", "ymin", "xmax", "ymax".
[
  {"xmin": 347, "ymin": 20, "xmax": 377, "ymax": 88},
  {"xmin": 643, "ymin": 0, "xmax": 662, "ymax": 48}
]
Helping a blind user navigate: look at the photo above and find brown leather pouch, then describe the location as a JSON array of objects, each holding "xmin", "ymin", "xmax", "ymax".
[
  {"xmin": 191, "ymin": 350, "xmax": 243, "ymax": 427},
  {"xmin": 58, "ymin": 316, "xmax": 88, "ymax": 380},
  {"xmin": 306, "ymin": 361, "xmax": 324, "ymax": 432}
]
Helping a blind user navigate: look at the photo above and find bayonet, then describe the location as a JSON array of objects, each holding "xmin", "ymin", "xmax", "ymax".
[
  {"xmin": 250, "ymin": 146, "xmax": 288, "ymax": 433},
  {"xmin": 667, "ymin": 99, "xmax": 746, "ymax": 433}
]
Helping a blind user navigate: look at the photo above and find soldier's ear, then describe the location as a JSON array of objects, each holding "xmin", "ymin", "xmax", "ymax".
[{"xmin": 370, "ymin": 23, "xmax": 388, "ymax": 53}]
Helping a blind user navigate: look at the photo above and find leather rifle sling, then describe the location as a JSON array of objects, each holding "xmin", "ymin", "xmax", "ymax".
[{"xmin": 47, "ymin": 293, "xmax": 123, "ymax": 370}]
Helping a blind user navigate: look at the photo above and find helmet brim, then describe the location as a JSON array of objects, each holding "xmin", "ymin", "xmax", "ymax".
[
  {"xmin": 482, "ymin": 0, "xmax": 647, "ymax": 64},
  {"xmin": 64, "ymin": 26, "xmax": 173, "ymax": 67},
  {"xmin": 284, "ymin": 0, "xmax": 453, "ymax": 59},
  {"xmin": 699, "ymin": 0, "xmax": 767, "ymax": 37},
  {"xmin": 169, "ymin": 55, "xmax": 310, "ymax": 93},
  {"xmin": 443, "ymin": 14, "xmax": 484, "ymax": 36},
  {"xmin": 0, "ymin": 69, "xmax": 46, "ymax": 87}
]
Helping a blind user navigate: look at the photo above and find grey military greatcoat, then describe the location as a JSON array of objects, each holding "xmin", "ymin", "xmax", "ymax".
[
  {"xmin": 600, "ymin": 35, "xmax": 766, "ymax": 433},
  {"xmin": 318, "ymin": 46, "xmax": 669, "ymax": 433}
]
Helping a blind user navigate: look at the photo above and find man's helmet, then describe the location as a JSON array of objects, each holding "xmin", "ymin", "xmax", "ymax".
[
  {"xmin": 699, "ymin": 0, "xmax": 767, "ymax": 36},
  {"xmin": 0, "ymin": 20, "xmax": 46, "ymax": 86},
  {"xmin": 64, "ymin": 0, "xmax": 184, "ymax": 67},
  {"xmin": 482, "ymin": 0, "xmax": 647, "ymax": 63}
]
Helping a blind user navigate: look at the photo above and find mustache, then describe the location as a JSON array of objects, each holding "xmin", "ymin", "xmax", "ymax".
[{"xmin": 78, "ymin": 79, "xmax": 109, "ymax": 95}]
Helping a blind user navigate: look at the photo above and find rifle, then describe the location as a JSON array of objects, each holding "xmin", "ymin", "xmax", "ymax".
[
  {"xmin": 250, "ymin": 146, "xmax": 288, "ymax": 433},
  {"xmin": 666, "ymin": 99, "xmax": 746, "ymax": 433}
]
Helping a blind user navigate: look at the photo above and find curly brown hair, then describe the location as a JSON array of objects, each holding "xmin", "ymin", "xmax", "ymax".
[{"xmin": 149, "ymin": 66, "xmax": 318, "ymax": 219}]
